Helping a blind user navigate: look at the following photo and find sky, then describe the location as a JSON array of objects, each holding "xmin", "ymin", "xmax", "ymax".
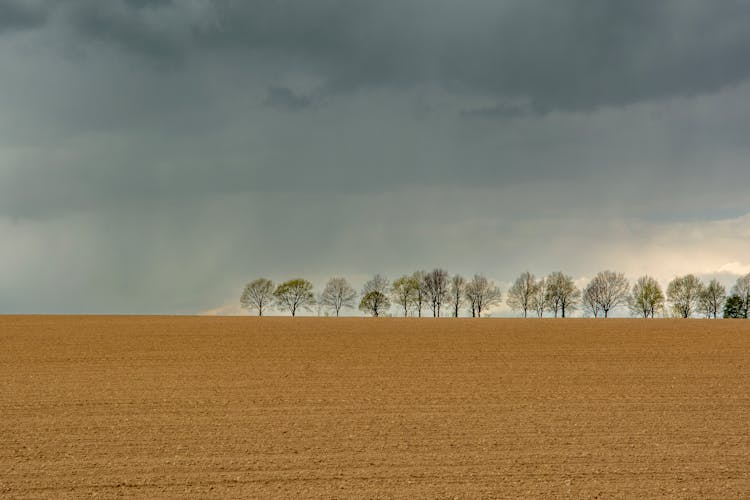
[{"xmin": 1, "ymin": 0, "xmax": 749, "ymax": 316}]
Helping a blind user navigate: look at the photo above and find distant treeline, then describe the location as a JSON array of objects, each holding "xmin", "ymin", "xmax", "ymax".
[{"xmin": 241, "ymin": 270, "xmax": 750, "ymax": 319}]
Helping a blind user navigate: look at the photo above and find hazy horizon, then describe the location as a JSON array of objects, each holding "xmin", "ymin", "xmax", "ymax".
[{"xmin": 1, "ymin": 1, "xmax": 749, "ymax": 315}]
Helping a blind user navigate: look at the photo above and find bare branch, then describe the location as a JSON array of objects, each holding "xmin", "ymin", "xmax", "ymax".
[{"xmin": 240, "ymin": 278, "xmax": 275, "ymax": 316}]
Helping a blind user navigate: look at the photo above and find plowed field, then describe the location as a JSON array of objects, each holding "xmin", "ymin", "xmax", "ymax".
[{"xmin": 2, "ymin": 316, "xmax": 750, "ymax": 497}]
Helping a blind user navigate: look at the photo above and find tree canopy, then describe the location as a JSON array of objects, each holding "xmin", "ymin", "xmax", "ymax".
[{"xmin": 273, "ymin": 279, "xmax": 315, "ymax": 317}]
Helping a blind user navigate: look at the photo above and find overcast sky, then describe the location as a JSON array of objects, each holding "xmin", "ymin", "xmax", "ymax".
[{"xmin": 1, "ymin": 0, "xmax": 749, "ymax": 315}]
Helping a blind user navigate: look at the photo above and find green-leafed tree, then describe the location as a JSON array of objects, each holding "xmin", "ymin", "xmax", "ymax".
[
  {"xmin": 360, "ymin": 274, "xmax": 391, "ymax": 317},
  {"xmin": 273, "ymin": 279, "xmax": 315, "ymax": 317},
  {"xmin": 412, "ymin": 270, "xmax": 427, "ymax": 317},
  {"xmin": 724, "ymin": 294, "xmax": 745, "ymax": 318},
  {"xmin": 359, "ymin": 291, "xmax": 391, "ymax": 317},
  {"xmin": 628, "ymin": 276, "xmax": 665, "ymax": 318},
  {"xmin": 667, "ymin": 274, "xmax": 703, "ymax": 318},
  {"xmin": 392, "ymin": 275, "xmax": 419, "ymax": 317}
]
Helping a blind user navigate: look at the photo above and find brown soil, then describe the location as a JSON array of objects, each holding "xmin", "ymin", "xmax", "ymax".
[{"xmin": 2, "ymin": 316, "xmax": 750, "ymax": 498}]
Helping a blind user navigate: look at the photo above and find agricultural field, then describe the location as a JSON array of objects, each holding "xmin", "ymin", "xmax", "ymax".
[{"xmin": 2, "ymin": 316, "xmax": 750, "ymax": 498}]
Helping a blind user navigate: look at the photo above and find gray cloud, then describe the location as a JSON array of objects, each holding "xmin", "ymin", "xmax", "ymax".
[
  {"xmin": 0, "ymin": 1, "xmax": 49, "ymax": 33},
  {"xmin": 1, "ymin": 1, "xmax": 749, "ymax": 314},
  {"xmin": 461, "ymin": 100, "xmax": 551, "ymax": 119},
  {"xmin": 18, "ymin": 1, "xmax": 750, "ymax": 112},
  {"xmin": 264, "ymin": 86, "xmax": 313, "ymax": 112}
]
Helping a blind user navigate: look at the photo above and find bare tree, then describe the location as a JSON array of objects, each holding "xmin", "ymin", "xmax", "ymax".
[
  {"xmin": 506, "ymin": 271, "xmax": 536, "ymax": 318},
  {"xmin": 699, "ymin": 278, "xmax": 726, "ymax": 319},
  {"xmin": 363, "ymin": 274, "xmax": 390, "ymax": 295},
  {"xmin": 464, "ymin": 274, "xmax": 502, "ymax": 317},
  {"xmin": 628, "ymin": 275, "xmax": 665, "ymax": 318},
  {"xmin": 584, "ymin": 270, "xmax": 629, "ymax": 318},
  {"xmin": 731, "ymin": 273, "xmax": 750, "ymax": 318},
  {"xmin": 273, "ymin": 279, "xmax": 315, "ymax": 316},
  {"xmin": 667, "ymin": 274, "xmax": 703, "ymax": 318},
  {"xmin": 449, "ymin": 274, "xmax": 466, "ymax": 317},
  {"xmin": 423, "ymin": 268, "xmax": 450, "ymax": 317},
  {"xmin": 319, "ymin": 277, "xmax": 357, "ymax": 317},
  {"xmin": 240, "ymin": 278, "xmax": 275, "ymax": 316},
  {"xmin": 392, "ymin": 275, "xmax": 419, "ymax": 317},
  {"xmin": 359, "ymin": 291, "xmax": 391, "ymax": 317},
  {"xmin": 530, "ymin": 277, "xmax": 548, "ymax": 318},
  {"xmin": 582, "ymin": 280, "xmax": 602, "ymax": 318},
  {"xmin": 545, "ymin": 272, "xmax": 580, "ymax": 318},
  {"xmin": 314, "ymin": 292, "xmax": 325, "ymax": 316},
  {"xmin": 411, "ymin": 270, "xmax": 427, "ymax": 318}
]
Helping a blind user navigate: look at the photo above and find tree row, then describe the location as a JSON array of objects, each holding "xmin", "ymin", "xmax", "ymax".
[{"xmin": 240, "ymin": 270, "xmax": 750, "ymax": 319}]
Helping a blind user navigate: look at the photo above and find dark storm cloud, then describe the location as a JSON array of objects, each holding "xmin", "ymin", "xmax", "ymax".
[
  {"xmin": 1, "ymin": 0, "xmax": 749, "ymax": 220},
  {"xmin": 123, "ymin": 0, "xmax": 174, "ymax": 8},
  {"xmin": 60, "ymin": 1, "xmax": 191, "ymax": 64},
  {"xmin": 28, "ymin": 0, "xmax": 750, "ymax": 112},
  {"xmin": 461, "ymin": 101, "xmax": 551, "ymax": 119},
  {"xmin": 224, "ymin": 0, "xmax": 750, "ymax": 111},
  {"xmin": 0, "ymin": 0, "xmax": 49, "ymax": 32},
  {"xmin": 264, "ymin": 86, "xmax": 313, "ymax": 112}
]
